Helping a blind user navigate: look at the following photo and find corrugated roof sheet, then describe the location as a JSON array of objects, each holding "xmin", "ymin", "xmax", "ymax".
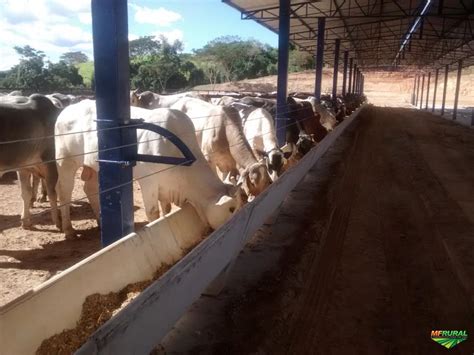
[{"xmin": 224, "ymin": 0, "xmax": 474, "ymax": 71}]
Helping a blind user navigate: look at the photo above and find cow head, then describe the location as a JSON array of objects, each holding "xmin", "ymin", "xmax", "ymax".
[
  {"xmin": 256, "ymin": 148, "xmax": 292, "ymax": 182},
  {"xmin": 237, "ymin": 162, "xmax": 271, "ymax": 201},
  {"xmin": 130, "ymin": 89, "xmax": 140, "ymax": 107},
  {"xmin": 205, "ymin": 184, "xmax": 243, "ymax": 229},
  {"xmin": 296, "ymin": 133, "xmax": 315, "ymax": 155}
]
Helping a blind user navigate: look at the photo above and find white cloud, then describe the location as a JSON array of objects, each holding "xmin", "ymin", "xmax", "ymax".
[
  {"xmin": 153, "ymin": 29, "xmax": 184, "ymax": 44},
  {"xmin": 129, "ymin": 34, "xmax": 140, "ymax": 41},
  {"xmin": 131, "ymin": 4, "xmax": 182, "ymax": 26},
  {"xmin": 0, "ymin": 0, "xmax": 93, "ymax": 71},
  {"xmin": 0, "ymin": 48, "xmax": 21, "ymax": 71},
  {"xmin": 78, "ymin": 12, "xmax": 92, "ymax": 25}
]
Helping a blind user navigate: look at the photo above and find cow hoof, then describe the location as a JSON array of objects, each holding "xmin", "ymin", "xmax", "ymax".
[
  {"xmin": 37, "ymin": 196, "xmax": 48, "ymax": 203},
  {"xmin": 22, "ymin": 221, "xmax": 33, "ymax": 230},
  {"xmin": 63, "ymin": 226, "xmax": 76, "ymax": 238}
]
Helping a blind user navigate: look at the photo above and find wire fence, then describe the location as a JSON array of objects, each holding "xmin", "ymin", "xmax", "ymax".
[
  {"xmin": 0, "ymin": 102, "xmax": 330, "ymax": 231},
  {"xmin": 0, "ymin": 102, "xmax": 319, "ymax": 173}
]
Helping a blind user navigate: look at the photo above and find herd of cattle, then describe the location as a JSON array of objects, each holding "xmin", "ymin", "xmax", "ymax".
[{"xmin": 0, "ymin": 89, "xmax": 365, "ymax": 237}]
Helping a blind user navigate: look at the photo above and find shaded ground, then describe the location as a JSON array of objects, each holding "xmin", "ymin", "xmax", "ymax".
[
  {"xmin": 159, "ymin": 106, "xmax": 474, "ymax": 354},
  {"xmin": 0, "ymin": 173, "xmax": 148, "ymax": 306}
]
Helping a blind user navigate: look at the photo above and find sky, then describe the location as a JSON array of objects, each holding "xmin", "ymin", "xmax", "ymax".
[{"xmin": 0, "ymin": 0, "xmax": 278, "ymax": 71}]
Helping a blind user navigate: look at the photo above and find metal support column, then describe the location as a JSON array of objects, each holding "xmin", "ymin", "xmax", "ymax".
[
  {"xmin": 412, "ymin": 76, "xmax": 417, "ymax": 105},
  {"xmin": 432, "ymin": 69, "xmax": 439, "ymax": 112},
  {"xmin": 314, "ymin": 17, "xmax": 326, "ymax": 102},
  {"xmin": 356, "ymin": 70, "xmax": 360, "ymax": 94},
  {"xmin": 92, "ymin": 0, "xmax": 134, "ymax": 246},
  {"xmin": 361, "ymin": 74, "xmax": 365, "ymax": 95},
  {"xmin": 348, "ymin": 58, "xmax": 353, "ymax": 94},
  {"xmin": 352, "ymin": 64, "xmax": 358, "ymax": 93},
  {"xmin": 332, "ymin": 39, "xmax": 340, "ymax": 100},
  {"xmin": 275, "ymin": 0, "xmax": 290, "ymax": 146},
  {"xmin": 425, "ymin": 72, "xmax": 431, "ymax": 110},
  {"xmin": 441, "ymin": 64, "xmax": 448, "ymax": 116},
  {"xmin": 342, "ymin": 51, "xmax": 348, "ymax": 96},
  {"xmin": 415, "ymin": 75, "xmax": 420, "ymax": 107},
  {"xmin": 419, "ymin": 74, "xmax": 425, "ymax": 109},
  {"xmin": 453, "ymin": 59, "xmax": 463, "ymax": 120}
]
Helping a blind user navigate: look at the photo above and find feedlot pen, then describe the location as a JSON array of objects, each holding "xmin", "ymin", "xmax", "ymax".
[
  {"xmin": 159, "ymin": 106, "xmax": 474, "ymax": 354},
  {"xmin": 1, "ymin": 106, "xmax": 473, "ymax": 353}
]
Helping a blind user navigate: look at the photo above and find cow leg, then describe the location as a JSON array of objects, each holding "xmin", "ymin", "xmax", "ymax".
[
  {"xmin": 137, "ymin": 176, "xmax": 160, "ymax": 222},
  {"xmin": 159, "ymin": 200, "xmax": 172, "ymax": 215},
  {"xmin": 39, "ymin": 178, "xmax": 48, "ymax": 202},
  {"xmin": 31, "ymin": 174, "xmax": 39, "ymax": 206},
  {"xmin": 82, "ymin": 167, "xmax": 100, "ymax": 223},
  {"xmin": 44, "ymin": 162, "xmax": 60, "ymax": 230},
  {"xmin": 17, "ymin": 170, "xmax": 33, "ymax": 229},
  {"xmin": 57, "ymin": 161, "xmax": 77, "ymax": 236}
]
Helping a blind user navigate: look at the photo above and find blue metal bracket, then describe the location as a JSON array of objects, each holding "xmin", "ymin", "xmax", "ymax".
[
  {"xmin": 136, "ymin": 121, "xmax": 196, "ymax": 166},
  {"xmin": 97, "ymin": 118, "xmax": 196, "ymax": 167}
]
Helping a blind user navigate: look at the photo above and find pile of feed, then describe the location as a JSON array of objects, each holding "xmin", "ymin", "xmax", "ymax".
[{"xmin": 36, "ymin": 265, "xmax": 169, "ymax": 354}]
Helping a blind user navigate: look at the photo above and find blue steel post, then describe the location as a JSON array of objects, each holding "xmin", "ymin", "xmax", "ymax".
[
  {"xmin": 348, "ymin": 58, "xmax": 353, "ymax": 94},
  {"xmin": 92, "ymin": 0, "xmax": 135, "ymax": 246},
  {"xmin": 314, "ymin": 17, "xmax": 326, "ymax": 102},
  {"xmin": 275, "ymin": 0, "xmax": 290, "ymax": 146},
  {"xmin": 425, "ymin": 72, "xmax": 431, "ymax": 110},
  {"xmin": 342, "ymin": 51, "xmax": 348, "ymax": 96},
  {"xmin": 441, "ymin": 64, "xmax": 449, "ymax": 115},
  {"xmin": 412, "ymin": 76, "xmax": 417, "ymax": 105},
  {"xmin": 453, "ymin": 59, "xmax": 463, "ymax": 120},
  {"xmin": 415, "ymin": 75, "xmax": 420, "ymax": 108},
  {"xmin": 432, "ymin": 69, "xmax": 439, "ymax": 112},
  {"xmin": 419, "ymin": 74, "xmax": 425, "ymax": 109},
  {"xmin": 352, "ymin": 64, "xmax": 358, "ymax": 93},
  {"xmin": 332, "ymin": 39, "xmax": 340, "ymax": 100}
]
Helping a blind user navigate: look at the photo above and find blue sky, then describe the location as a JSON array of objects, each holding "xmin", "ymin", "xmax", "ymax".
[{"xmin": 0, "ymin": 0, "xmax": 278, "ymax": 70}]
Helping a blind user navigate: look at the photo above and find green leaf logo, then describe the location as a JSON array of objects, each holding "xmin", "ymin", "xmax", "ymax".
[{"xmin": 431, "ymin": 330, "xmax": 468, "ymax": 349}]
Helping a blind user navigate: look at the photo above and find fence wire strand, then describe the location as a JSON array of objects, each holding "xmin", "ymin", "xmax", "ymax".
[{"xmin": 0, "ymin": 108, "xmax": 323, "ymax": 231}]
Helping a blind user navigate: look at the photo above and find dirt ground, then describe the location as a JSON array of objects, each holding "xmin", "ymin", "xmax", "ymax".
[
  {"xmin": 159, "ymin": 106, "xmax": 474, "ymax": 354},
  {"xmin": 0, "ymin": 173, "xmax": 149, "ymax": 306}
]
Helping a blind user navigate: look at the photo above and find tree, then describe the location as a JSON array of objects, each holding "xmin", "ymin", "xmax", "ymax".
[
  {"xmin": 129, "ymin": 36, "xmax": 161, "ymax": 58},
  {"xmin": 194, "ymin": 37, "xmax": 278, "ymax": 82},
  {"xmin": 47, "ymin": 61, "xmax": 84, "ymax": 87},
  {"xmin": 60, "ymin": 51, "xmax": 89, "ymax": 66},
  {"xmin": 130, "ymin": 36, "xmax": 184, "ymax": 92},
  {"xmin": 0, "ymin": 46, "xmax": 84, "ymax": 91}
]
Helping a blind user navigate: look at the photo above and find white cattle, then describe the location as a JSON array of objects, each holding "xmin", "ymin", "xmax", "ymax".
[
  {"xmin": 293, "ymin": 96, "xmax": 337, "ymax": 131},
  {"xmin": 239, "ymin": 107, "xmax": 286, "ymax": 180},
  {"xmin": 170, "ymin": 97, "xmax": 272, "ymax": 199},
  {"xmin": 130, "ymin": 90, "xmax": 206, "ymax": 109},
  {"xmin": 55, "ymin": 100, "xmax": 242, "ymax": 236}
]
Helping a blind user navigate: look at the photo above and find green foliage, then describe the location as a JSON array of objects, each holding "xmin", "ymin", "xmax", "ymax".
[
  {"xmin": 193, "ymin": 36, "xmax": 278, "ymax": 84},
  {"xmin": 129, "ymin": 36, "xmax": 161, "ymax": 57},
  {"xmin": 76, "ymin": 61, "xmax": 94, "ymax": 88},
  {"xmin": 0, "ymin": 37, "xmax": 316, "ymax": 93},
  {"xmin": 130, "ymin": 36, "xmax": 194, "ymax": 93},
  {"xmin": 0, "ymin": 46, "xmax": 84, "ymax": 91},
  {"xmin": 60, "ymin": 51, "xmax": 89, "ymax": 66},
  {"xmin": 289, "ymin": 49, "xmax": 315, "ymax": 73}
]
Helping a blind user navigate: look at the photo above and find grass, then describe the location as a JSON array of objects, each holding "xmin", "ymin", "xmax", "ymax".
[{"xmin": 76, "ymin": 62, "xmax": 94, "ymax": 88}]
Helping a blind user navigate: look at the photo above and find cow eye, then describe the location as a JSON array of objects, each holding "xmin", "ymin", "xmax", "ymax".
[{"xmin": 229, "ymin": 207, "xmax": 235, "ymax": 213}]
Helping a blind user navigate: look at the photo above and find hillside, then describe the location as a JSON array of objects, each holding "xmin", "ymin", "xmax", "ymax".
[{"xmin": 194, "ymin": 67, "xmax": 474, "ymax": 108}]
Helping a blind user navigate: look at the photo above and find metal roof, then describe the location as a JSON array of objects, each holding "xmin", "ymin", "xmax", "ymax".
[{"xmin": 223, "ymin": 0, "xmax": 474, "ymax": 72}]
